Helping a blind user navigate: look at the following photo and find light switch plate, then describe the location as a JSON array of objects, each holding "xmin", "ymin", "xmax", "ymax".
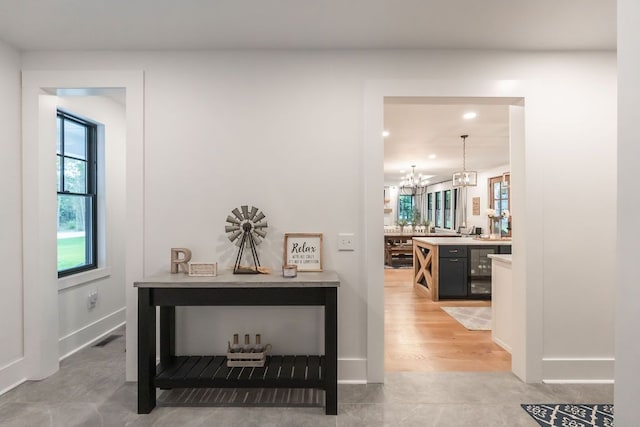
[{"xmin": 338, "ymin": 233, "xmax": 355, "ymax": 251}]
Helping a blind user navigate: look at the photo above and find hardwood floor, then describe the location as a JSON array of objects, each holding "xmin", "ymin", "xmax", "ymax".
[{"xmin": 384, "ymin": 268, "xmax": 511, "ymax": 372}]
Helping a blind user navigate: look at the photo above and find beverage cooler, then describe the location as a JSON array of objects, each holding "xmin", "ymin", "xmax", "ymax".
[{"xmin": 468, "ymin": 247, "xmax": 496, "ymax": 297}]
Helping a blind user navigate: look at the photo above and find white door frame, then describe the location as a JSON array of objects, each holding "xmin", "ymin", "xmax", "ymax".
[
  {"xmin": 362, "ymin": 79, "xmax": 542, "ymax": 383},
  {"xmin": 21, "ymin": 70, "xmax": 144, "ymax": 381}
]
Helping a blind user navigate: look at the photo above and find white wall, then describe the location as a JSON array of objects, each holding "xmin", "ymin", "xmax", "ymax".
[
  {"xmin": 0, "ymin": 40, "xmax": 25, "ymax": 393},
  {"xmin": 55, "ymin": 96, "xmax": 127, "ymax": 358},
  {"xmin": 616, "ymin": 0, "xmax": 640, "ymax": 423},
  {"xmin": 20, "ymin": 49, "xmax": 616, "ymax": 383}
]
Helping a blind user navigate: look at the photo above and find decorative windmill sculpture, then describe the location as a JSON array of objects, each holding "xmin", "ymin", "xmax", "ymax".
[{"xmin": 225, "ymin": 205, "xmax": 268, "ymax": 274}]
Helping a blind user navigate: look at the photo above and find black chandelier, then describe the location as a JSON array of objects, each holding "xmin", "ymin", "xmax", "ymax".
[{"xmin": 398, "ymin": 165, "xmax": 428, "ymax": 196}]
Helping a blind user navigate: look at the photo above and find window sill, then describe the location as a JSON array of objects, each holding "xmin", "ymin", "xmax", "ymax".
[{"xmin": 58, "ymin": 267, "xmax": 111, "ymax": 291}]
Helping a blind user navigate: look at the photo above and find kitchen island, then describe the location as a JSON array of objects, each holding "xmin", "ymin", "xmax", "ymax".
[{"xmin": 413, "ymin": 237, "xmax": 511, "ymax": 301}]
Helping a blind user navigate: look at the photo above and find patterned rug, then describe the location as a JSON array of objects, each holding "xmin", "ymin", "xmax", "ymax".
[
  {"xmin": 441, "ymin": 306, "xmax": 491, "ymax": 330},
  {"xmin": 522, "ymin": 404, "xmax": 614, "ymax": 427}
]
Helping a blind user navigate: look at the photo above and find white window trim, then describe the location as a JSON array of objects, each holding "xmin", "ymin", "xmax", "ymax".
[
  {"xmin": 57, "ymin": 120, "xmax": 108, "ymax": 290},
  {"xmin": 58, "ymin": 267, "xmax": 111, "ymax": 291}
]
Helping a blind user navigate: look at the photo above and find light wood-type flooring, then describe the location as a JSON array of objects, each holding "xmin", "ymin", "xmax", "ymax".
[{"xmin": 385, "ymin": 268, "xmax": 511, "ymax": 372}]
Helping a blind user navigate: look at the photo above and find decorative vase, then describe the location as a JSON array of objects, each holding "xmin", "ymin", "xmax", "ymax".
[{"xmin": 490, "ymin": 217, "xmax": 502, "ymax": 240}]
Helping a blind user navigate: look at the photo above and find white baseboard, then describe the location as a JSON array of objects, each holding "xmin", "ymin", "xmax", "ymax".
[
  {"xmin": 338, "ymin": 357, "xmax": 367, "ymax": 383},
  {"xmin": 0, "ymin": 357, "xmax": 26, "ymax": 396},
  {"xmin": 542, "ymin": 357, "xmax": 614, "ymax": 383},
  {"xmin": 493, "ymin": 336, "xmax": 512, "ymax": 354},
  {"xmin": 59, "ymin": 307, "xmax": 126, "ymax": 360}
]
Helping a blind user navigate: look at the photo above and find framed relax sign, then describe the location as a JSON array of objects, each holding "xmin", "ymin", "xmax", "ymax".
[{"xmin": 283, "ymin": 233, "xmax": 323, "ymax": 272}]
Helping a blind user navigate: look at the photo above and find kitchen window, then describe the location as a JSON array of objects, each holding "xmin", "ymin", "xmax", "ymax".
[{"xmin": 489, "ymin": 174, "xmax": 511, "ymax": 236}]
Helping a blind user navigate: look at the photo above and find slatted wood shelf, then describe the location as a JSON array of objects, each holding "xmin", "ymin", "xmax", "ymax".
[{"xmin": 155, "ymin": 355, "xmax": 325, "ymax": 389}]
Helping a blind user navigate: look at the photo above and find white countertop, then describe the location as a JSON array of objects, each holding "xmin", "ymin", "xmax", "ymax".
[
  {"xmin": 384, "ymin": 232, "xmax": 460, "ymax": 238},
  {"xmin": 413, "ymin": 236, "xmax": 512, "ymax": 246},
  {"xmin": 134, "ymin": 270, "xmax": 340, "ymax": 288},
  {"xmin": 488, "ymin": 254, "xmax": 513, "ymax": 264}
]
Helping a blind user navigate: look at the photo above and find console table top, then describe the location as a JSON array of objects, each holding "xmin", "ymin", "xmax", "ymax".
[{"xmin": 134, "ymin": 270, "xmax": 340, "ymax": 288}]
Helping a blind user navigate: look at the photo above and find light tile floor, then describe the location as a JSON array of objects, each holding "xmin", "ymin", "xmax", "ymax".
[{"xmin": 0, "ymin": 328, "xmax": 613, "ymax": 426}]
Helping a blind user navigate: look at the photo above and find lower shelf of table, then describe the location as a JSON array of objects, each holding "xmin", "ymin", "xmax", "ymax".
[{"xmin": 155, "ymin": 355, "xmax": 326, "ymax": 389}]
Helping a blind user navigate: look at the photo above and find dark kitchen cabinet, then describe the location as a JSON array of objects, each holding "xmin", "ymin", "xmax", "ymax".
[{"xmin": 438, "ymin": 257, "xmax": 468, "ymax": 298}]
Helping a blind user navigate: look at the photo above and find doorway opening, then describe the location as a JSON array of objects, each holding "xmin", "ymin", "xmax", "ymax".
[
  {"xmin": 362, "ymin": 89, "xmax": 526, "ymax": 382},
  {"xmin": 383, "ymin": 97, "xmax": 513, "ymax": 373},
  {"xmin": 21, "ymin": 71, "xmax": 143, "ymax": 381}
]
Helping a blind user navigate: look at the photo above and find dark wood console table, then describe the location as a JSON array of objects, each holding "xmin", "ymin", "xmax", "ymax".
[{"xmin": 135, "ymin": 271, "xmax": 339, "ymax": 415}]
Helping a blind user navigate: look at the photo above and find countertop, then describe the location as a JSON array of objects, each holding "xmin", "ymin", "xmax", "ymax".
[
  {"xmin": 488, "ymin": 254, "xmax": 513, "ymax": 264},
  {"xmin": 384, "ymin": 232, "xmax": 460, "ymax": 238},
  {"xmin": 134, "ymin": 270, "xmax": 340, "ymax": 288},
  {"xmin": 413, "ymin": 236, "xmax": 512, "ymax": 246}
]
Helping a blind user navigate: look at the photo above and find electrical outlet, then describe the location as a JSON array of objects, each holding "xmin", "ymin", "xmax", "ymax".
[
  {"xmin": 338, "ymin": 233, "xmax": 355, "ymax": 251},
  {"xmin": 87, "ymin": 290, "xmax": 98, "ymax": 310}
]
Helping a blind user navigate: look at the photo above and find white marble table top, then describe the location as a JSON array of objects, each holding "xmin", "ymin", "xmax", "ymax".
[{"xmin": 134, "ymin": 270, "xmax": 340, "ymax": 288}]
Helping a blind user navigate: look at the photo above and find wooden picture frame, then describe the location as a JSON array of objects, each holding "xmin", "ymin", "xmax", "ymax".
[{"xmin": 283, "ymin": 233, "xmax": 323, "ymax": 272}]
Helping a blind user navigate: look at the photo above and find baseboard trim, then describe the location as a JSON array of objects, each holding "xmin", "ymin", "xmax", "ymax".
[
  {"xmin": 338, "ymin": 357, "xmax": 367, "ymax": 383},
  {"xmin": 59, "ymin": 307, "xmax": 126, "ymax": 361},
  {"xmin": 543, "ymin": 379, "xmax": 615, "ymax": 385},
  {"xmin": 493, "ymin": 336, "xmax": 512, "ymax": 354},
  {"xmin": 542, "ymin": 357, "xmax": 614, "ymax": 383},
  {"xmin": 0, "ymin": 357, "xmax": 26, "ymax": 396}
]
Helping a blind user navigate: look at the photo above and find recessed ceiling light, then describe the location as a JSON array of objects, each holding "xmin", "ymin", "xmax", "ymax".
[
  {"xmin": 428, "ymin": 154, "xmax": 437, "ymax": 159},
  {"xmin": 399, "ymin": 169, "xmax": 405, "ymax": 173},
  {"xmin": 463, "ymin": 112, "xmax": 477, "ymax": 120},
  {"xmin": 382, "ymin": 130, "xmax": 390, "ymax": 137}
]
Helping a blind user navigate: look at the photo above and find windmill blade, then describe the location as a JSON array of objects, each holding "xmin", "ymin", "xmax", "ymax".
[
  {"xmin": 232, "ymin": 208, "xmax": 244, "ymax": 222},
  {"xmin": 248, "ymin": 206, "xmax": 258, "ymax": 220},
  {"xmin": 250, "ymin": 232, "xmax": 262, "ymax": 245},
  {"xmin": 241, "ymin": 205, "xmax": 249, "ymax": 220},
  {"xmin": 253, "ymin": 221, "xmax": 268, "ymax": 229},
  {"xmin": 227, "ymin": 230, "xmax": 242, "ymax": 242},
  {"xmin": 226, "ymin": 215, "xmax": 241, "ymax": 225},
  {"xmin": 254, "ymin": 211, "xmax": 265, "ymax": 222},
  {"xmin": 254, "ymin": 228, "xmax": 267, "ymax": 238},
  {"xmin": 225, "ymin": 225, "xmax": 240, "ymax": 233}
]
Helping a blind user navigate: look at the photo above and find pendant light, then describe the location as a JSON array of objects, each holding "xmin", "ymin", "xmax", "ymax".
[{"xmin": 452, "ymin": 135, "xmax": 477, "ymax": 187}]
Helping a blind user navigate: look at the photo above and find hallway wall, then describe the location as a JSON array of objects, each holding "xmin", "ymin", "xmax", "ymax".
[
  {"xmin": 616, "ymin": 0, "xmax": 640, "ymax": 423},
  {"xmin": 0, "ymin": 40, "xmax": 24, "ymax": 392},
  {"xmin": 19, "ymin": 49, "xmax": 616, "ymax": 383}
]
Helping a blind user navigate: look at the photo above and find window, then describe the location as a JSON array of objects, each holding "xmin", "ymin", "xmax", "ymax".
[
  {"xmin": 398, "ymin": 194, "xmax": 414, "ymax": 224},
  {"xmin": 453, "ymin": 188, "xmax": 458, "ymax": 230},
  {"xmin": 489, "ymin": 174, "xmax": 511, "ymax": 236},
  {"xmin": 444, "ymin": 190, "xmax": 452, "ymax": 229},
  {"xmin": 435, "ymin": 191, "xmax": 442, "ymax": 228},
  {"xmin": 57, "ymin": 111, "xmax": 98, "ymax": 277},
  {"xmin": 427, "ymin": 193, "xmax": 433, "ymax": 223}
]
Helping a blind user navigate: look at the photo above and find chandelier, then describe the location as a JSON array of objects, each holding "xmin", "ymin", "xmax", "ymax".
[
  {"xmin": 452, "ymin": 135, "xmax": 477, "ymax": 187},
  {"xmin": 399, "ymin": 165, "xmax": 428, "ymax": 195}
]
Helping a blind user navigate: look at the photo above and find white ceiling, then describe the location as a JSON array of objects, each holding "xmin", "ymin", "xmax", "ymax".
[
  {"xmin": 383, "ymin": 98, "xmax": 514, "ymax": 185},
  {"xmin": 0, "ymin": 0, "xmax": 615, "ymax": 51},
  {"xmin": 0, "ymin": 1, "xmax": 613, "ymax": 187}
]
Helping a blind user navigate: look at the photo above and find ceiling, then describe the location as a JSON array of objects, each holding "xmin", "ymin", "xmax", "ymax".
[
  {"xmin": 0, "ymin": 1, "xmax": 615, "ymax": 51},
  {"xmin": 1, "ymin": 1, "xmax": 613, "ymax": 187},
  {"xmin": 383, "ymin": 98, "xmax": 514, "ymax": 186}
]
